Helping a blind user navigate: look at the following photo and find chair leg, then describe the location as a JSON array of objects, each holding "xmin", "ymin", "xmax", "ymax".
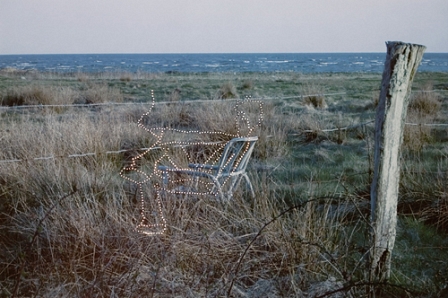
[
  {"xmin": 228, "ymin": 175, "xmax": 247, "ymax": 200},
  {"xmin": 210, "ymin": 177, "xmax": 226, "ymax": 201},
  {"xmin": 226, "ymin": 174, "xmax": 255, "ymax": 200},
  {"xmin": 216, "ymin": 184, "xmax": 226, "ymax": 201},
  {"xmin": 243, "ymin": 173, "xmax": 255, "ymax": 198}
]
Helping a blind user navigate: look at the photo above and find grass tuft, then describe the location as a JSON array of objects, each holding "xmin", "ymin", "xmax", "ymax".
[
  {"xmin": 301, "ymin": 83, "xmax": 327, "ymax": 109},
  {"xmin": 217, "ymin": 81, "xmax": 239, "ymax": 99},
  {"xmin": 403, "ymin": 84, "xmax": 442, "ymax": 151},
  {"xmin": 119, "ymin": 73, "xmax": 133, "ymax": 82},
  {"xmin": 1, "ymin": 85, "xmax": 54, "ymax": 106}
]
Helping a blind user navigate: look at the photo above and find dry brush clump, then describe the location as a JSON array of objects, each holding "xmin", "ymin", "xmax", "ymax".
[
  {"xmin": 1, "ymin": 82, "xmax": 124, "ymax": 108},
  {"xmin": 167, "ymin": 88, "xmax": 182, "ymax": 102},
  {"xmin": 75, "ymin": 83, "xmax": 124, "ymax": 105},
  {"xmin": 0, "ymin": 99, "xmax": 365, "ymax": 297},
  {"xmin": 301, "ymin": 83, "xmax": 328, "ymax": 109},
  {"xmin": 403, "ymin": 149, "xmax": 448, "ymax": 233},
  {"xmin": 119, "ymin": 72, "xmax": 133, "ymax": 82},
  {"xmin": 1, "ymin": 85, "xmax": 55, "ymax": 106},
  {"xmin": 242, "ymin": 79, "xmax": 254, "ymax": 90},
  {"xmin": 403, "ymin": 84, "xmax": 442, "ymax": 151},
  {"xmin": 294, "ymin": 112, "xmax": 331, "ymax": 143},
  {"xmin": 3, "ymin": 191, "xmax": 349, "ymax": 296},
  {"xmin": 216, "ymin": 81, "xmax": 239, "ymax": 99},
  {"xmin": 0, "ymin": 108, "xmax": 154, "ymax": 296}
]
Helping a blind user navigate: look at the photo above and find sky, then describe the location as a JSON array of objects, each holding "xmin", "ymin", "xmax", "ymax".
[{"xmin": 1, "ymin": 0, "xmax": 447, "ymax": 55}]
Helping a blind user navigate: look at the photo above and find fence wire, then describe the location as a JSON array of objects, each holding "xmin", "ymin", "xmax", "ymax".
[
  {"xmin": 3, "ymin": 118, "xmax": 448, "ymax": 164},
  {"xmin": 0, "ymin": 92, "xmax": 350, "ymax": 111},
  {"xmin": 1, "ymin": 89, "xmax": 447, "ymax": 164},
  {"xmin": 1, "ymin": 88, "xmax": 446, "ymax": 111}
]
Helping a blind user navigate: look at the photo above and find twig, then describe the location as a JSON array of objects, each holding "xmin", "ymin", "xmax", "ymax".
[
  {"xmin": 314, "ymin": 280, "xmax": 421, "ymax": 298},
  {"xmin": 226, "ymin": 197, "xmax": 344, "ymax": 296}
]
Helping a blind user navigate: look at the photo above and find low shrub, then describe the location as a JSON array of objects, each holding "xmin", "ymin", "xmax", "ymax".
[
  {"xmin": 304, "ymin": 95, "xmax": 327, "ymax": 109},
  {"xmin": 364, "ymin": 91, "xmax": 380, "ymax": 110},
  {"xmin": 403, "ymin": 85, "xmax": 441, "ymax": 151},
  {"xmin": 242, "ymin": 79, "xmax": 254, "ymax": 90},
  {"xmin": 216, "ymin": 81, "xmax": 239, "ymax": 99},
  {"xmin": 421, "ymin": 197, "xmax": 448, "ymax": 232},
  {"xmin": 408, "ymin": 85, "xmax": 442, "ymax": 117},
  {"xmin": 167, "ymin": 88, "xmax": 182, "ymax": 102},
  {"xmin": 76, "ymin": 72, "xmax": 90, "ymax": 82},
  {"xmin": 1, "ymin": 85, "xmax": 54, "ymax": 106},
  {"xmin": 301, "ymin": 83, "xmax": 327, "ymax": 109},
  {"xmin": 75, "ymin": 83, "xmax": 124, "ymax": 104},
  {"xmin": 119, "ymin": 73, "xmax": 133, "ymax": 82}
]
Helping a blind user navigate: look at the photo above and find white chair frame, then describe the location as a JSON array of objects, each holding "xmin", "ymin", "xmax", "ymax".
[{"xmin": 158, "ymin": 136, "xmax": 258, "ymax": 201}]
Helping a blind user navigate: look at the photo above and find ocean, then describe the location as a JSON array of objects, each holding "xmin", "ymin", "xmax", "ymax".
[{"xmin": 0, "ymin": 53, "xmax": 447, "ymax": 73}]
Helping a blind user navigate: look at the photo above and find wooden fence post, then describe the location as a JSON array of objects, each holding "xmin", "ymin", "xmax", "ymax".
[{"xmin": 369, "ymin": 41, "xmax": 426, "ymax": 288}]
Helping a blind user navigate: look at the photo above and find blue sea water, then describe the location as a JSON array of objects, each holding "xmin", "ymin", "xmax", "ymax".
[{"xmin": 0, "ymin": 53, "xmax": 447, "ymax": 73}]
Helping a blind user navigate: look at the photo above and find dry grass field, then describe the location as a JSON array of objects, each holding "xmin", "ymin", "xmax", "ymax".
[{"xmin": 1, "ymin": 70, "xmax": 448, "ymax": 297}]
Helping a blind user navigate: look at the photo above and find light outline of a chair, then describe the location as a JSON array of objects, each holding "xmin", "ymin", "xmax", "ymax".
[{"xmin": 158, "ymin": 136, "xmax": 258, "ymax": 201}]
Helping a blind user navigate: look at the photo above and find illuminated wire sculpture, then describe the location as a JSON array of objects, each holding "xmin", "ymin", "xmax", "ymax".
[{"xmin": 120, "ymin": 91, "xmax": 263, "ymax": 236}]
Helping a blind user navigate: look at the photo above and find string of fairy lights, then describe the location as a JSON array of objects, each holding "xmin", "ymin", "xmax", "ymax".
[{"xmin": 119, "ymin": 91, "xmax": 263, "ymax": 236}]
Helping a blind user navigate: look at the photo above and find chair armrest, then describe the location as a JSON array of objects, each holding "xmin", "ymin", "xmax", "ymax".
[
  {"xmin": 188, "ymin": 163, "xmax": 219, "ymax": 170},
  {"xmin": 158, "ymin": 165, "xmax": 212, "ymax": 177},
  {"xmin": 159, "ymin": 165, "xmax": 212, "ymax": 172},
  {"xmin": 158, "ymin": 165, "xmax": 218, "ymax": 181}
]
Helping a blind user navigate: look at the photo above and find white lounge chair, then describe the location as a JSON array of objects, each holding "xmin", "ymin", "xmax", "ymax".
[{"xmin": 158, "ymin": 136, "xmax": 258, "ymax": 201}]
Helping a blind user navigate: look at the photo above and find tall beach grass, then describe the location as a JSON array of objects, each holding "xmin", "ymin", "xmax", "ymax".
[{"xmin": 1, "ymin": 70, "xmax": 448, "ymax": 297}]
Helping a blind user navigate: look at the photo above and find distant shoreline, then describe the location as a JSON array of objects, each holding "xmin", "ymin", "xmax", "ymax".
[
  {"xmin": 1, "ymin": 53, "xmax": 447, "ymax": 74},
  {"xmin": 1, "ymin": 69, "xmax": 446, "ymax": 79}
]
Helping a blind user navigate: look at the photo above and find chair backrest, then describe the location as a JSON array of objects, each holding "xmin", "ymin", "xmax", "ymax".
[{"xmin": 216, "ymin": 136, "xmax": 258, "ymax": 176}]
